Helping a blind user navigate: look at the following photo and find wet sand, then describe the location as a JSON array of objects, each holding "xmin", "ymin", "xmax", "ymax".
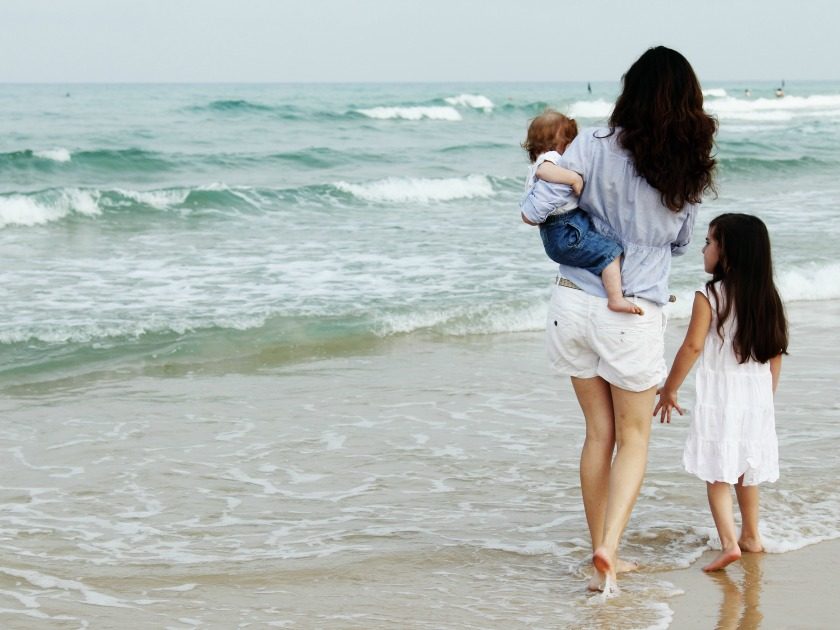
[{"xmin": 661, "ymin": 538, "xmax": 840, "ymax": 629}]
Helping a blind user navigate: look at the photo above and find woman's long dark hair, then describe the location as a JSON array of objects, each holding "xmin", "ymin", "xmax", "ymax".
[
  {"xmin": 608, "ymin": 46, "xmax": 718, "ymax": 212},
  {"xmin": 707, "ymin": 213, "xmax": 788, "ymax": 363}
]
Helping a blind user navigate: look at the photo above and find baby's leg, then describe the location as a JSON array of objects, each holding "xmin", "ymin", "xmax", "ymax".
[
  {"xmin": 703, "ymin": 481, "xmax": 742, "ymax": 571},
  {"xmin": 602, "ymin": 258, "xmax": 643, "ymax": 315},
  {"xmin": 735, "ymin": 477, "xmax": 764, "ymax": 552}
]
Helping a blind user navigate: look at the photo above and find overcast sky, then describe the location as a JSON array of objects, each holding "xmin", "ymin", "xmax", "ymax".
[{"xmin": 1, "ymin": 0, "xmax": 837, "ymax": 83}]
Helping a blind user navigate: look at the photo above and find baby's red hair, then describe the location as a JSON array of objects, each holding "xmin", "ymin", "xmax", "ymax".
[{"xmin": 522, "ymin": 109, "xmax": 578, "ymax": 162}]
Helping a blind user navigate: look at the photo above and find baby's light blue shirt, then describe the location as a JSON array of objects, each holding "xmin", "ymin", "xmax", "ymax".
[{"xmin": 521, "ymin": 127, "xmax": 698, "ymax": 305}]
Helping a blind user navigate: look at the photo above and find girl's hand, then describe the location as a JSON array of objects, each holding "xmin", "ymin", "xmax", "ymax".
[{"xmin": 653, "ymin": 387, "xmax": 684, "ymax": 424}]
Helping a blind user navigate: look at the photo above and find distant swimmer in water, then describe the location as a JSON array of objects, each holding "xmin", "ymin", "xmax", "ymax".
[
  {"xmin": 775, "ymin": 79, "xmax": 785, "ymax": 98},
  {"xmin": 744, "ymin": 88, "xmax": 751, "ymax": 97},
  {"xmin": 587, "ymin": 82, "xmax": 592, "ymax": 94}
]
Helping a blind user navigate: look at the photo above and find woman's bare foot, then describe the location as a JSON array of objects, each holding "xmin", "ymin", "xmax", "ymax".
[
  {"xmin": 593, "ymin": 546, "xmax": 618, "ymax": 585},
  {"xmin": 607, "ymin": 296, "xmax": 644, "ymax": 315},
  {"xmin": 616, "ymin": 558, "xmax": 638, "ymax": 573},
  {"xmin": 586, "ymin": 571, "xmax": 605, "ymax": 592},
  {"xmin": 702, "ymin": 545, "xmax": 742, "ymax": 572},
  {"xmin": 586, "ymin": 555, "xmax": 634, "ymax": 591},
  {"xmin": 738, "ymin": 536, "xmax": 764, "ymax": 553}
]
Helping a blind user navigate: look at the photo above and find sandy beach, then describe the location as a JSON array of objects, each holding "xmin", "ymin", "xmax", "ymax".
[
  {"xmin": 0, "ymin": 298, "xmax": 836, "ymax": 627},
  {"xmin": 661, "ymin": 538, "xmax": 840, "ymax": 629}
]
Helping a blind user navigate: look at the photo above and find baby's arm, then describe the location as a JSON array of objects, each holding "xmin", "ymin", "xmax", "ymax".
[
  {"xmin": 520, "ymin": 178, "xmax": 577, "ymax": 225},
  {"xmin": 536, "ymin": 162, "xmax": 584, "ymax": 196},
  {"xmin": 770, "ymin": 354, "xmax": 783, "ymax": 393},
  {"xmin": 654, "ymin": 292, "xmax": 712, "ymax": 423}
]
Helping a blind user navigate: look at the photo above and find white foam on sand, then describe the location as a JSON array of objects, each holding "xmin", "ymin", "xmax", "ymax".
[{"xmin": 0, "ymin": 567, "xmax": 133, "ymax": 608}]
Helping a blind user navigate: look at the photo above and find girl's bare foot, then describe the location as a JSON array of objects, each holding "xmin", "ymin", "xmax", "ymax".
[
  {"xmin": 738, "ymin": 537, "xmax": 764, "ymax": 553},
  {"xmin": 607, "ymin": 296, "xmax": 644, "ymax": 315},
  {"xmin": 702, "ymin": 545, "xmax": 742, "ymax": 572}
]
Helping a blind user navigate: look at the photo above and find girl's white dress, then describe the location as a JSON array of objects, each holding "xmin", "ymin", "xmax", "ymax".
[{"xmin": 682, "ymin": 283, "xmax": 779, "ymax": 485}]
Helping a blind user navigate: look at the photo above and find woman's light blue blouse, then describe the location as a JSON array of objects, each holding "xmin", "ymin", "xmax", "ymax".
[{"xmin": 521, "ymin": 127, "xmax": 697, "ymax": 305}]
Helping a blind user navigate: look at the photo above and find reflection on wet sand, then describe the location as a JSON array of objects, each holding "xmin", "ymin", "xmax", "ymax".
[{"xmin": 710, "ymin": 553, "xmax": 764, "ymax": 629}]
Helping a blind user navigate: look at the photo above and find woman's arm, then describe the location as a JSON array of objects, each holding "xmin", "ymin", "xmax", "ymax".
[
  {"xmin": 654, "ymin": 291, "xmax": 712, "ymax": 423},
  {"xmin": 671, "ymin": 205, "xmax": 697, "ymax": 256}
]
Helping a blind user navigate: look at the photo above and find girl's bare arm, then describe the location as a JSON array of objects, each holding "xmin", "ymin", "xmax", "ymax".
[
  {"xmin": 654, "ymin": 291, "xmax": 712, "ymax": 423},
  {"xmin": 770, "ymin": 354, "xmax": 782, "ymax": 393}
]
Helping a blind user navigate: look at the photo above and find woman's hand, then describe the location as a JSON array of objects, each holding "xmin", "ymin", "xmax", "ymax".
[{"xmin": 653, "ymin": 387, "xmax": 683, "ymax": 424}]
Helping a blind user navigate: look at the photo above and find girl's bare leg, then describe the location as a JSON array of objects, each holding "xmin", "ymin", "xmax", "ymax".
[
  {"xmin": 735, "ymin": 476, "xmax": 764, "ymax": 552},
  {"xmin": 591, "ymin": 384, "xmax": 656, "ymax": 587},
  {"xmin": 602, "ymin": 258, "xmax": 643, "ymax": 315},
  {"xmin": 703, "ymin": 482, "xmax": 742, "ymax": 571},
  {"xmin": 571, "ymin": 376, "xmax": 615, "ymax": 591}
]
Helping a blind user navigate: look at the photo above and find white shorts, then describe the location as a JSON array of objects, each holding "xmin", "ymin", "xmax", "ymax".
[{"xmin": 545, "ymin": 283, "xmax": 668, "ymax": 392}]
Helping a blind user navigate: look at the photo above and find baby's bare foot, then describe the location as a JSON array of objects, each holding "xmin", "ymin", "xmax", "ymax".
[{"xmin": 608, "ymin": 297, "xmax": 644, "ymax": 316}]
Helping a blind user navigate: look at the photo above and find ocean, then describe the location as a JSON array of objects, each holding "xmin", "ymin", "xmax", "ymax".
[{"xmin": 1, "ymin": 81, "xmax": 839, "ymax": 628}]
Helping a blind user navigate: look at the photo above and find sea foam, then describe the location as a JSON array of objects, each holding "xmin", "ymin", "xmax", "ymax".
[
  {"xmin": 778, "ymin": 262, "xmax": 840, "ymax": 301},
  {"xmin": 335, "ymin": 174, "xmax": 494, "ymax": 203},
  {"xmin": 0, "ymin": 189, "xmax": 101, "ymax": 228},
  {"xmin": 568, "ymin": 99, "xmax": 613, "ymax": 120},
  {"xmin": 707, "ymin": 94, "xmax": 840, "ymax": 121},
  {"xmin": 356, "ymin": 106, "xmax": 462, "ymax": 121},
  {"xmin": 33, "ymin": 148, "xmax": 72, "ymax": 162},
  {"xmin": 116, "ymin": 188, "xmax": 189, "ymax": 209},
  {"xmin": 444, "ymin": 94, "xmax": 494, "ymax": 111},
  {"xmin": 665, "ymin": 262, "xmax": 840, "ymax": 321}
]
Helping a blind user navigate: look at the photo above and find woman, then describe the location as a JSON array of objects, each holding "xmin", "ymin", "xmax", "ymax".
[{"xmin": 521, "ymin": 46, "xmax": 717, "ymax": 592}]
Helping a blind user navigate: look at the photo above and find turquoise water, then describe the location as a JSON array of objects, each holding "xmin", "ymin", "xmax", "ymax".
[
  {"xmin": 2, "ymin": 82, "xmax": 840, "ymax": 628},
  {"xmin": 3, "ymin": 81, "xmax": 840, "ymax": 383}
]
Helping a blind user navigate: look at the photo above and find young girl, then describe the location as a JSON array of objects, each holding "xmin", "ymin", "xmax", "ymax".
[
  {"xmin": 655, "ymin": 213, "xmax": 788, "ymax": 572},
  {"xmin": 521, "ymin": 109, "xmax": 642, "ymax": 315}
]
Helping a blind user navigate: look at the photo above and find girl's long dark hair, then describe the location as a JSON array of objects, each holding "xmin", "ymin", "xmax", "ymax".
[
  {"xmin": 707, "ymin": 213, "xmax": 788, "ymax": 363},
  {"xmin": 608, "ymin": 46, "xmax": 718, "ymax": 212}
]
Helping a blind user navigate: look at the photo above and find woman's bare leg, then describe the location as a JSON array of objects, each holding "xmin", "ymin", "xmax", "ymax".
[
  {"xmin": 735, "ymin": 476, "xmax": 764, "ymax": 552},
  {"xmin": 571, "ymin": 376, "xmax": 615, "ymax": 590},
  {"xmin": 591, "ymin": 384, "xmax": 656, "ymax": 586},
  {"xmin": 703, "ymin": 481, "xmax": 742, "ymax": 571}
]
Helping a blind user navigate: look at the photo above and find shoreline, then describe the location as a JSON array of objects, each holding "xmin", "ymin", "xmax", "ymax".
[{"xmin": 660, "ymin": 537, "xmax": 840, "ymax": 629}]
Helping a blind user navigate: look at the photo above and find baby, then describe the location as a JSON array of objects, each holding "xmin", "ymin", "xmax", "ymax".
[{"xmin": 522, "ymin": 109, "xmax": 641, "ymax": 315}]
